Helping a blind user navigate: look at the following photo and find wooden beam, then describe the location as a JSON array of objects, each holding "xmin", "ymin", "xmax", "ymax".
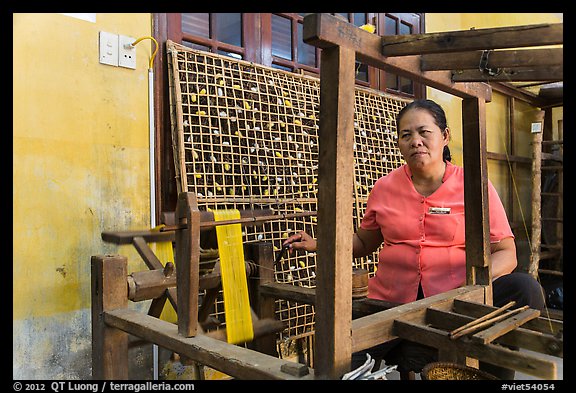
[
  {"xmin": 452, "ymin": 299, "xmax": 563, "ymax": 336},
  {"xmin": 91, "ymin": 255, "xmax": 129, "ymax": 379},
  {"xmin": 246, "ymin": 242, "xmax": 279, "ymax": 356},
  {"xmin": 351, "ymin": 285, "xmax": 486, "ymax": 353},
  {"xmin": 453, "ymin": 66, "xmax": 562, "ymax": 82},
  {"xmin": 487, "ymin": 151, "xmax": 532, "ymax": 165},
  {"xmin": 104, "ymin": 309, "xmax": 314, "ymax": 380},
  {"xmin": 529, "ymin": 111, "xmax": 545, "ymax": 279},
  {"xmin": 382, "ymin": 23, "xmax": 563, "ymax": 56},
  {"xmin": 426, "ymin": 307, "xmax": 563, "ymax": 357},
  {"xmin": 461, "ymin": 98, "xmax": 492, "ymax": 295},
  {"xmin": 314, "ymin": 43, "xmax": 355, "ymax": 379},
  {"xmin": 175, "ymin": 192, "xmax": 201, "ymax": 337},
  {"xmin": 394, "ymin": 319, "xmax": 557, "ymax": 379},
  {"xmin": 421, "ymin": 48, "xmax": 563, "ymax": 71},
  {"xmin": 302, "ymin": 13, "xmax": 492, "ymax": 101}
]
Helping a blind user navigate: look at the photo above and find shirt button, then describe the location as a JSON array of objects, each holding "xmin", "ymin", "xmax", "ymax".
[
  {"xmin": 419, "ymin": 215, "xmax": 424, "ymax": 221},
  {"xmin": 420, "ymin": 198, "xmax": 425, "ymax": 203}
]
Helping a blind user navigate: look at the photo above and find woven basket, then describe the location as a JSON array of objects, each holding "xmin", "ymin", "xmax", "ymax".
[{"xmin": 422, "ymin": 362, "xmax": 499, "ymax": 380}]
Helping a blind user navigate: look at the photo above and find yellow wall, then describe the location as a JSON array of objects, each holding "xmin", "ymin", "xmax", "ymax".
[
  {"xmin": 13, "ymin": 13, "xmax": 153, "ymax": 379},
  {"xmin": 13, "ymin": 12, "xmax": 562, "ymax": 380}
]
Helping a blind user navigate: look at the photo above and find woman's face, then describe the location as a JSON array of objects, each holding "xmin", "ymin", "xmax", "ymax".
[{"xmin": 397, "ymin": 108, "xmax": 449, "ymax": 171}]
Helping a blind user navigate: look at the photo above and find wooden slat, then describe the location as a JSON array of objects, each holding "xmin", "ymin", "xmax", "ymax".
[
  {"xmin": 421, "ymin": 48, "xmax": 563, "ymax": 71},
  {"xmin": 132, "ymin": 236, "xmax": 164, "ymax": 270},
  {"xmin": 104, "ymin": 309, "xmax": 314, "ymax": 380},
  {"xmin": 351, "ymin": 285, "xmax": 485, "ymax": 353},
  {"xmin": 394, "ymin": 319, "xmax": 557, "ymax": 379},
  {"xmin": 452, "ymin": 299, "xmax": 563, "ymax": 335},
  {"xmin": 470, "ymin": 308, "xmax": 541, "ymax": 345},
  {"xmin": 314, "ymin": 43, "xmax": 356, "ymax": 379},
  {"xmin": 102, "ymin": 230, "xmax": 175, "ymax": 245},
  {"xmin": 452, "ymin": 66, "xmax": 562, "ymax": 82},
  {"xmin": 426, "ymin": 307, "xmax": 563, "ymax": 357},
  {"xmin": 302, "ymin": 13, "xmax": 492, "ymax": 101},
  {"xmin": 382, "ymin": 23, "xmax": 563, "ymax": 56}
]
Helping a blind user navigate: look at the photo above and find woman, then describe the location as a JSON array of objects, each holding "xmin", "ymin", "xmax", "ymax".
[{"xmin": 283, "ymin": 99, "xmax": 545, "ymax": 379}]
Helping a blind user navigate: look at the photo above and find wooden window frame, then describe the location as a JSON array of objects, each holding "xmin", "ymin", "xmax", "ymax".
[{"xmin": 152, "ymin": 13, "xmax": 425, "ymax": 221}]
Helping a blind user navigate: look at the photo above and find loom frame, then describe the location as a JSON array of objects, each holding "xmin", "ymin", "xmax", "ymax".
[{"xmin": 91, "ymin": 13, "xmax": 563, "ymax": 380}]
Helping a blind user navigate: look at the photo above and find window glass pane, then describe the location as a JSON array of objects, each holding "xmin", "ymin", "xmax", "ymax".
[
  {"xmin": 272, "ymin": 63, "xmax": 292, "ymax": 72},
  {"xmin": 400, "ymin": 77, "xmax": 413, "ymax": 94},
  {"xmin": 182, "ymin": 13, "xmax": 210, "ymax": 38},
  {"xmin": 385, "ymin": 15, "xmax": 397, "ymax": 35},
  {"xmin": 272, "ymin": 14, "xmax": 292, "ymax": 60},
  {"xmin": 353, "ymin": 13, "xmax": 367, "ymax": 27},
  {"xmin": 399, "ymin": 22, "xmax": 412, "ymax": 35},
  {"xmin": 297, "ymin": 23, "xmax": 315, "ymax": 66},
  {"xmin": 183, "ymin": 41, "xmax": 210, "ymax": 52},
  {"xmin": 355, "ymin": 62, "xmax": 368, "ymax": 82},
  {"xmin": 217, "ymin": 49, "xmax": 243, "ymax": 60},
  {"xmin": 386, "ymin": 73, "xmax": 398, "ymax": 90},
  {"xmin": 336, "ymin": 13, "xmax": 349, "ymax": 21},
  {"xmin": 214, "ymin": 13, "xmax": 242, "ymax": 47}
]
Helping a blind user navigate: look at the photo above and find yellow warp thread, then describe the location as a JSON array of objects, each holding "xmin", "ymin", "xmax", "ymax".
[
  {"xmin": 212, "ymin": 209, "xmax": 254, "ymax": 344},
  {"xmin": 151, "ymin": 225, "xmax": 178, "ymax": 324}
]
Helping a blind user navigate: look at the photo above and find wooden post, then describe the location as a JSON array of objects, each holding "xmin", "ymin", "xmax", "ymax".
[
  {"xmin": 91, "ymin": 254, "xmax": 129, "ymax": 379},
  {"xmin": 314, "ymin": 43, "xmax": 356, "ymax": 379},
  {"xmin": 246, "ymin": 241, "xmax": 278, "ymax": 356},
  {"xmin": 529, "ymin": 111, "xmax": 545, "ymax": 278},
  {"xmin": 461, "ymin": 98, "xmax": 492, "ymax": 304},
  {"xmin": 555, "ymin": 119, "xmax": 563, "ymax": 272},
  {"xmin": 175, "ymin": 192, "xmax": 201, "ymax": 337}
]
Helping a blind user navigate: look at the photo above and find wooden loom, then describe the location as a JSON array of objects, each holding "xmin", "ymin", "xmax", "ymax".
[{"xmin": 92, "ymin": 14, "xmax": 563, "ymax": 380}]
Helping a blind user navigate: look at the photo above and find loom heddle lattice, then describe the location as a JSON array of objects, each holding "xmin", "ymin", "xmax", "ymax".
[{"xmin": 167, "ymin": 40, "xmax": 409, "ymax": 352}]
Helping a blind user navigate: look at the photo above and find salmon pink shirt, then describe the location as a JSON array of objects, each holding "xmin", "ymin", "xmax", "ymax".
[{"xmin": 360, "ymin": 161, "xmax": 514, "ymax": 304}]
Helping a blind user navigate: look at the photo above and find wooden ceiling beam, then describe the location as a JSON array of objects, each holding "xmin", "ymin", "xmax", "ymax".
[
  {"xmin": 382, "ymin": 23, "xmax": 563, "ymax": 57},
  {"xmin": 421, "ymin": 48, "xmax": 563, "ymax": 71},
  {"xmin": 452, "ymin": 66, "xmax": 563, "ymax": 82},
  {"xmin": 302, "ymin": 13, "xmax": 492, "ymax": 101}
]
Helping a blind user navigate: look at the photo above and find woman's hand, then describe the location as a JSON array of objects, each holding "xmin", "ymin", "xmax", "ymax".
[{"xmin": 282, "ymin": 231, "xmax": 317, "ymax": 253}]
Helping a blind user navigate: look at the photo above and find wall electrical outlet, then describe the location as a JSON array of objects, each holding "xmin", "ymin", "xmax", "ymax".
[
  {"xmin": 99, "ymin": 31, "xmax": 119, "ymax": 66},
  {"xmin": 118, "ymin": 35, "xmax": 137, "ymax": 69}
]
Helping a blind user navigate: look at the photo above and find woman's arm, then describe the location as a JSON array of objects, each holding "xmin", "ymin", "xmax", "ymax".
[
  {"xmin": 490, "ymin": 236, "xmax": 518, "ymax": 280},
  {"xmin": 282, "ymin": 227, "xmax": 383, "ymax": 258},
  {"xmin": 353, "ymin": 228, "xmax": 383, "ymax": 258}
]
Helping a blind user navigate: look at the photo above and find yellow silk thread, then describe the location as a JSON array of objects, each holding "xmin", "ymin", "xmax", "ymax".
[
  {"xmin": 151, "ymin": 225, "xmax": 178, "ymax": 324},
  {"xmin": 212, "ymin": 209, "xmax": 254, "ymax": 344}
]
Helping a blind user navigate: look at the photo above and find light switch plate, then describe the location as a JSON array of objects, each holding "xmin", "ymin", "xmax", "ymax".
[{"xmin": 99, "ymin": 31, "xmax": 118, "ymax": 67}]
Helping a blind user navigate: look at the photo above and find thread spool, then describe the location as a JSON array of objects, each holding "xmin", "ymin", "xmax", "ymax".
[{"xmin": 352, "ymin": 268, "xmax": 369, "ymax": 299}]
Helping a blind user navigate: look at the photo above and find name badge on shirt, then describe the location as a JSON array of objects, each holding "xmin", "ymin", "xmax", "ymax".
[{"xmin": 429, "ymin": 207, "xmax": 451, "ymax": 214}]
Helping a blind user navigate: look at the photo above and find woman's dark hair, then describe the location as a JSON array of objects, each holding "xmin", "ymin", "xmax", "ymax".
[{"xmin": 396, "ymin": 99, "xmax": 452, "ymax": 162}]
